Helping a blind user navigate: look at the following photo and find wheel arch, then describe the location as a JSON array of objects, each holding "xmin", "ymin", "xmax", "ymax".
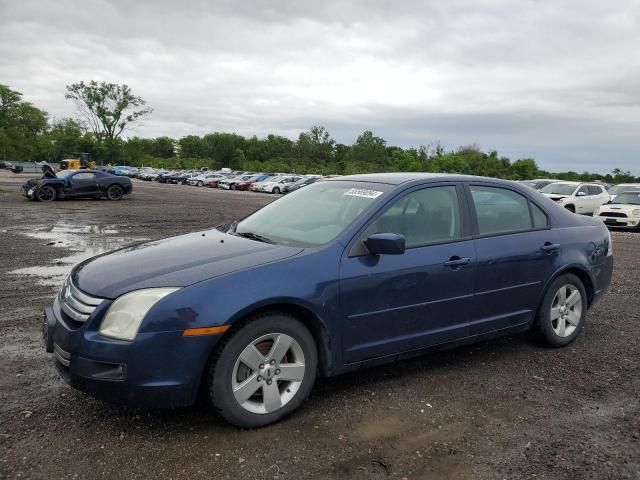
[
  {"xmin": 219, "ymin": 300, "xmax": 334, "ymax": 378},
  {"xmin": 196, "ymin": 300, "xmax": 334, "ymax": 404},
  {"xmin": 540, "ymin": 264, "xmax": 595, "ymax": 310}
]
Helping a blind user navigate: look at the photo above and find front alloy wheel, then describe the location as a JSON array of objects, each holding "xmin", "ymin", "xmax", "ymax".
[
  {"xmin": 209, "ymin": 313, "xmax": 317, "ymax": 428},
  {"xmin": 36, "ymin": 185, "xmax": 56, "ymax": 202},
  {"xmin": 232, "ymin": 333, "xmax": 305, "ymax": 414}
]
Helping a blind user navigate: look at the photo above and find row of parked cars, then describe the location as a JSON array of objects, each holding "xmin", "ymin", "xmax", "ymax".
[
  {"xmin": 108, "ymin": 166, "xmax": 330, "ymax": 194},
  {"xmin": 519, "ymin": 178, "xmax": 640, "ymax": 230}
]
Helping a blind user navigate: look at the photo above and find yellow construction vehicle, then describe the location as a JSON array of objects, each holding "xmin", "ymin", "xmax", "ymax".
[{"xmin": 58, "ymin": 153, "xmax": 96, "ymax": 171}]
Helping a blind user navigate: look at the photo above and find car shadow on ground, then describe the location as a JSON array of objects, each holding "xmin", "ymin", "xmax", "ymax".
[{"xmin": 58, "ymin": 331, "xmax": 538, "ymax": 432}]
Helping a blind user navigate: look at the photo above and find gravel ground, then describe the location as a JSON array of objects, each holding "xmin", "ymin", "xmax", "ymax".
[{"xmin": 0, "ymin": 170, "xmax": 638, "ymax": 480}]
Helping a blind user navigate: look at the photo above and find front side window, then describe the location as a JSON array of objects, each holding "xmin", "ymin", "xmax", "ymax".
[
  {"xmin": 361, "ymin": 186, "xmax": 461, "ymax": 248},
  {"xmin": 577, "ymin": 185, "xmax": 589, "ymax": 196},
  {"xmin": 73, "ymin": 172, "xmax": 96, "ymax": 180},
  {"xmin": 471, "ymin": 186, "xmax": 534, "ymax": 235}
]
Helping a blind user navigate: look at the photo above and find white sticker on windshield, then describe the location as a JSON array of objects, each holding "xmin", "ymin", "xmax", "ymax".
[{"xmin": 344, "ymin": 188, "xmax": 384, "ymax": 199}]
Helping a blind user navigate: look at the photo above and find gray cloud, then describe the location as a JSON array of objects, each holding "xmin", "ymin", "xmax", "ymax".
[{"xmin": 1, "ymin": 0, "xmax": 638, "ymax": 174}]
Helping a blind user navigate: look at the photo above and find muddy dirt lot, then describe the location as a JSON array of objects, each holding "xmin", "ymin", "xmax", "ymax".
[{"xmin": 0, "ymin": 171, "xmax": 638, "ymax": 480}]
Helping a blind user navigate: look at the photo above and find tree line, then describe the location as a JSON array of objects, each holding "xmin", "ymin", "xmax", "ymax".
[{"xmin": 1, "ymin": 82, "xmax": 637, "ymax": 183}]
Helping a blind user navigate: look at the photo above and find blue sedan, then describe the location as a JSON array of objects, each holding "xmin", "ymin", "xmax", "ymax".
[{"xmin": 43, "ymin": 173, "xmax": 613, "ymax": 427}]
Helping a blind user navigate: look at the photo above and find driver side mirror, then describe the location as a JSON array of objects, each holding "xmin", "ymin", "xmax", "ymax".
[
  {"xmin": 364, "ymin": 233, "xmax": 406, "ymax": 255},
  {"xmin": 577, "ymin": 191, "xmax": 586, "ymax": 196}
]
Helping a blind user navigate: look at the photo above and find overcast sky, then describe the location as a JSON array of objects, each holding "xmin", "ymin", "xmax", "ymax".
[{"xmin": 1, "ymin": 0, "xmax": 638, "ymax": 174}]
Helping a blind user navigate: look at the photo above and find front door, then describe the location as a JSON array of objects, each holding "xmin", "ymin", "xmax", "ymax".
[
  {"xmin": 69, "ymin": 172, "xmax": 99, "ymax": 196},
  {"xmin": 340, "ymin": 184, "xmax": 477, "ymax": 364}
]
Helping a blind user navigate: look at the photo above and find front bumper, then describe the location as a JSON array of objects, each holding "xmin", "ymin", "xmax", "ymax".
[
  {"xmin": 44, "ymin": 300, "xmax": 217, "ymax": 408},
  {"xmin": 597, "ymin": 215, "xmax": 640, "ymax": 229}
]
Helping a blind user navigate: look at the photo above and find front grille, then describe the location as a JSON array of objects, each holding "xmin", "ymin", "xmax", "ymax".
[
  {"xmin": 600, "ymin": 212, "xmax": 628, "ymax": 218},
  {"xmin": 58, "ymin": 276, "xmax": 104, "ymax": 323}
]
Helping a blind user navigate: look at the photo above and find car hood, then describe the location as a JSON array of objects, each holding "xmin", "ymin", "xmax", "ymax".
[
  {"xmin": 542, "ymin": 193, "xmax": 569, "ymax": 200},
  {"xmin": 599, "ymin": 204, "xmax": 640, "ymax": 214},
  {"xmin": 73, "ymin": 229, "xmax": 304, "ymax": 299}
]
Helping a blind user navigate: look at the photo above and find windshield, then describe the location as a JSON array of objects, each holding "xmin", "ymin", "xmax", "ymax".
[
  {"xmin": 235, "ymin": 180, "xmax": 393, "ymax": 247},
  {"xmin": 611, "ymin": 193, "xmax": 640, "ymax": 205},
  {"xmin": 609, "ymin": 185, "xmax": 640, "ymax": 195},
  {"xmin": 540, "ymin": 183, "xmax": 578, "ymax": 195}
]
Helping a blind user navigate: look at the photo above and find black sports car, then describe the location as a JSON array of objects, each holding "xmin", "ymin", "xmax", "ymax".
[{"xmin": 22, "ymin": 169, "xmax": 133, "ymax": 201}]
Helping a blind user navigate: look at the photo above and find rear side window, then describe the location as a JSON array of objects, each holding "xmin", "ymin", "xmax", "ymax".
[
  {"xmin": 470, "ymin": 186, "xmax": 535, "ymax": 235},
  {"xmin": 588, "ymin": 185, "xmax": 603, "ymax": 195}
]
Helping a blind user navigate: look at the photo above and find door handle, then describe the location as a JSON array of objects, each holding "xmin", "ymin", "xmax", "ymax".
[
  {"xmin": 444, "ymin": 256, "xmax": 472, "ymax": 268},
  {"xmin": 540, "ymin": 243, "xmax": 560, "ymax": 253}
]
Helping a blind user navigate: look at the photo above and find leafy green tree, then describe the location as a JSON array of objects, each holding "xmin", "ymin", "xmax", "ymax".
[
  {"xmin": 231, "ymin": 148, "xmax": 246, "ymax": 169},
  {"xmin": 296, "ymin": 126, "xmax": 335, "ymax": 168},
  {"xmin": 511, "ymin": 158, "xmax": 539, "ymax": 180},
  {"xmin": 350, "ymin": 131, "xmax": 388, "ymax": 171},
  {"xmin": 65, "ymin": 81, "xmax": 152, "ymax": 143}
]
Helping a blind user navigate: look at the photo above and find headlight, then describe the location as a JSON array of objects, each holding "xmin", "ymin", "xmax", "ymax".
[
  {"xmin": 632, "ymin": 209, "xmax": 640, "ymax": 216},
  {"xmin": 99, "ymin": 288, "xmax": 179, "ymax": 341}
]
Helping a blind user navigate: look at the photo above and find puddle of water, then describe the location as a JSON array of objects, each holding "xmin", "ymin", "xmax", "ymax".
[{"xmin": 9, "ymin": 222, "xmax": 147, "ymax": 287}]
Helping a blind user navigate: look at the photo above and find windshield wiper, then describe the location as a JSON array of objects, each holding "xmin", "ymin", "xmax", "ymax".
[{"xmin": 233, "ymin": 231, "xmax": 275, "ymax": 244}]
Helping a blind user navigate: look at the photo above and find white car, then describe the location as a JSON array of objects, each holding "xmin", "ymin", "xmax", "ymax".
[
  {"xmin": 188, "ymin": 172, "xmax": 225, "ymax": 187},
  {"xmin": 594, "ymin": 191, "xmax": 640, "ymax": 230},
  {"xmin": 540, "ymin": 181, "xmax": 610, "ymax": 214},
  {"xmin": 259, "ymin": 175, "xmax": 304, "ymax": 194},
  {"xmin": 606, "ymin": 183, "xmax": 640, "ymax": 201}
]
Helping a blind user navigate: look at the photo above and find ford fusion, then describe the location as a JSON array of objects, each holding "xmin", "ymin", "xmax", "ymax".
[{"xmin": 44, "ymin": 174, "xmax": 613, "ymax": 427}]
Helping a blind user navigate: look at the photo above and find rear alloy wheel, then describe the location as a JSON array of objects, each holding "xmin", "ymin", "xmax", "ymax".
[
  {"xmin": 272, "ymin": 187, "xmax": 281, "ymax": 194},
  {"xmin": 36, "ymin": 185, "xmax": 56, "ymax": 202},
  {"xmin": 106, "ymin": 184, "xmax": 124, "ymax": 201},
  {"xmin": 209, "ymin": 314, "xmax": 317, "ymax": 428},
  {"xmin": 535, "ymin": 273, "xmax": 587, "ymax": 347}
]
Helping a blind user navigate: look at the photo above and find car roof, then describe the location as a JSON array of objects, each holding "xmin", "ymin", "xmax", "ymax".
[{"xmin": 326, "ymin": 172, "xmax": 526, "ymax": 186}]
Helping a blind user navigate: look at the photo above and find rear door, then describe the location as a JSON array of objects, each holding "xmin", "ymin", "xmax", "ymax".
[
  {"xmin": 340, "ymin": 183, "xmax": 477, "ymax": 363},
  {"xmin": 466, "ymin": 183, "xmax": 559, "ymax": 334}
]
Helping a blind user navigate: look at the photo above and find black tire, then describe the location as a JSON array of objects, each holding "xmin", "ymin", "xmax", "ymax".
[
  {"xmin": 534, "ymin": 273, "xmax": 587, "ymax": 347},
  {"xmin": 231, "ymin": 184, "xmax": 236, "ymax": 190},
  {"xmin": 198, "ymin": 181, "xmax": 204, "ymax": 187},
  {"xmin": 565, "ymin": 205, "xmax": 575, "ymax": 213},
  {"xmin": 36, "ymin": 185, "xmax": 56, "ymax": 202},
  {"xmin": 272, "ymin": 187, "xmax": 280, "ymax": 194},
  {"xmin": 209, "ymin": 313, "xmax": 317, "ymax": 428},
  {"xmin": 106, "ymin": 184, "xmax": 124, "ymax": 201}
]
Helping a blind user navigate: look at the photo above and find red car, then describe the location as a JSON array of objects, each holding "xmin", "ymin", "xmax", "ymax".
[{"xmin": 235, "ymin": 174, "xmax": 270, "ymax": 191}]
